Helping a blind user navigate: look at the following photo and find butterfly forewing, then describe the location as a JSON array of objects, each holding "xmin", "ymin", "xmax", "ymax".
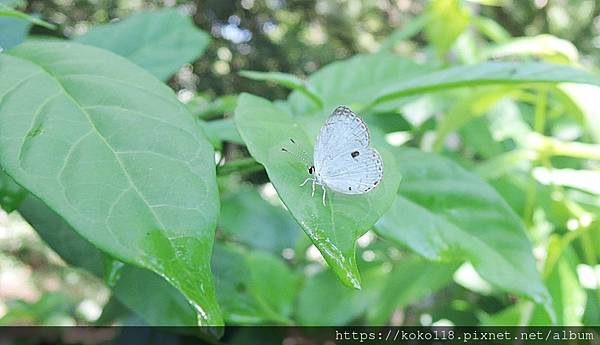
[
  {"xmin": 314, "ymin": 106, "xmax": 369, "ymax": 170},
  {"xmin": 313, "ymin": 106, "xmax": 383, "ymax": 195}
]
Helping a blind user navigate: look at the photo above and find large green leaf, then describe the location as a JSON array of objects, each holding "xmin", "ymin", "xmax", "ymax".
[
  {"xmin": 375, "ymin": 148, "xmax": 551, "ymax": 310},
  {"xmin": 296, "ymin": 265, "xmax": 386, "ymax": 325},
  {"xmin": 370, "ymin": 61, "xmax": 600, "ymax": 108},
  {"xmin": 235, "ymin": 94, "xmax": 400, "ymax": 289},
  {"xmin": 239, "ymin": 70, "xmax": 323, "ymax": 108},
  {"xmin": 17, "ymin": 194, "xmax": 198, "ymax": 326},
  {"xmin": 76, "ymin": 9, "xmax": 210, "ymax": 81},
  {"xmin": 0, "ymin": 16, "xmax": 31, "ymax": 50},
  {"xmin": 212, "ymin": 244, "xmax": 297, "ymax": 325},
  {"xmin": 219, "ymin": 188, "xmax": 299, "ymax": 254},
  {"xmin": 366, "ymin": 257, "xmax": 458, "ymax": 324},
  {"xmin": 482, "ymin": 34, "xmax": 579, "ymax": 64},
  {"xmin": 481, "ymin": 239, "xmax": 586, "ymax": 326},
  {"xmin": 286, "ymin": 53, "xmax": 433, "ymax": 115},
  {"xmin": 0, "ymin": 41, "xmax": 221, "ymax": 325}
]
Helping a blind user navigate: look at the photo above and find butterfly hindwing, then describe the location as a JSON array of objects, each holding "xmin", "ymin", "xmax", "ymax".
[
  {"xmin": 321, "ymin": 147, "xmax": 383, "ymax": 194},
  {"xmin": 313, "ymin": 106, "xmax": 383, "ymax": 194}
]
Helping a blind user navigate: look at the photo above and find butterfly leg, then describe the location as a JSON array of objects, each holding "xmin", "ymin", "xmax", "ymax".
[
  {"xmin": 322, "ymin": 185, "xmax": 327, "ymax": 207},
  {"xmin": 311, "ymin": 179, "xmax": 316, "ymax": 197},
  {"xmin": 300, "ymin": 177, "xmax": 311, "ymax": 187}
]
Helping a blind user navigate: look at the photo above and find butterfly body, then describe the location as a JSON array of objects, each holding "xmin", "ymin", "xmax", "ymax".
[{"xmin": 302, "ymin": 106, "xmax": 383, "ymax": 206}]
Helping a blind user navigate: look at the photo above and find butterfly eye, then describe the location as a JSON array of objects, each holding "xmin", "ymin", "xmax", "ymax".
[{"xmin": 308, "ymin": 166, "xmax": 315, "ymax": 174}]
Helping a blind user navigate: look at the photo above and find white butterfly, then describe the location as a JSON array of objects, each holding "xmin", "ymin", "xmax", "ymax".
[{"xmin": 299, "ymin": 105, "xmax": 384, "ymax": 206}]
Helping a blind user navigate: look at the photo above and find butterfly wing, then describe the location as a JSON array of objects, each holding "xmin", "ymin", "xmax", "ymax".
[
  {"xmin": 320, "ymin": 147, "xmax": 383, "ymax": 194},
  {"xmin": 313, "ymin": 106, "xmax": 383, "ymax": 194},
  {"xmin": 314, "ymin": 106, "xmax": 369, "ymax": 171}
]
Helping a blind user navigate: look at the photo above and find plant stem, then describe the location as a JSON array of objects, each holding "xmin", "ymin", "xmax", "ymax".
[
  {"xmin": 524, "ymin": 87, "xmax": 548, "ymax": 225},
  {"xmin": 581, "ymin": 224, "xmax": 600, "ymax": 302},
  {"xmin": 217, "ymin": 157, "xmax": 264, "ymax": 176},
  {"xmin": 533, "ymin": 87, "xmax": 547, "ymax": 133},
  {"xmin": 531, "ymin": 135, "xmax": 600, "ymax": 161}
]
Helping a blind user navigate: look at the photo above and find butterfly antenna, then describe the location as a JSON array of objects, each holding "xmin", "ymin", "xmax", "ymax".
[{"xmin": 281, "ymin": 138, "xmax": 312, "ymax": 166}]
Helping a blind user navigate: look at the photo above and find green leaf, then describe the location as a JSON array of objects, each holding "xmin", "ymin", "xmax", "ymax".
[
  {"xmin": 460, "ymin": 117, "xmax": 505, "ymax": 159},
  {"xmin": 378, "ymin": 13, "xmax": 430, "ymax": 52},
  {"xmin": 367, "ymin": 257, "xmax": 458, "ymax": 324},
  {"xmin": 19, "ymin": 194, "xmax": 104, "ymax": 276},
  {"xmin": 76, "ymin": 9, "xmax": 210, "ymax": 81},
  {"xmin": 375, "ymin": 148, "xmax": 551, "ymax": 308},
  {"xmin": 472, "ymin": 15, "xmax": 511, "ymax": 43},
  {"xmin": 584, "ymin": 289, "xmax": 600, "ymax": 325},
  {"xmin": 425, "ymin": 0, "xmax": 470, "ymax": 58},
  {"xmin": 479, "ymin": 304, "xmax": 523, "ymax": 326},
  {"xmin": 370, "ymin": 62, "xmax": 600, "ymax": 109},
  {"xmin": 212, "ymin": 244, "xmax": 297, "ymax": 325},
  {"xmin": 296, "ymin": 266, "xmax": 386, "ymax": 325},
  {"xmin": 187, "ymin": 94, "xmax": 238, "ymax": 120},
  {"xmin": 432, "ymin": 87, "xmax": 515, "ymax": 151},
  {"xmin": 0, "ymin": 4, "xmax": 55, "ymax": 30},
  {"xmin": 219, "ymin": 188, "xmax": 299, "ymax": 254},
  {"xmin": 482, "ymin": 35, "xmax": 579, "ymax": 64},
  {"xmin": 18, "ymin": 194, "xmax": 198, "ymax": 326},
  {"xmin": 203, "ymin": 118, "xmax": 244, "ymax": 145},
  {"xmin": 239, "ymin": 70, "xmax": 323, "ymax": 108},
  {"xmin": 557, "ymin": 84, "xmax": 600, "ymax": 143},
  {"xmin": 529, "ymin": 237, "xmax": 585, "ymax": 325},
  {"xmin": 0, "ymin": 41, "xmax": 221, "ymax": 325},
  {"xmin": 112, "ymin": 266, "xmax": 197, "ymax": 325},
  {"xmin": 0, "ymin": 168, "xmax": 26, "ymax": 212},
  {"xmin": 245, "ymin": 251, "xmax": 298, "ymax": 323},
  {"xmin": 235, "ymin": 94, "xmax": 401, "ymax": 289},
  {"xmin": 482, "ymin": 238, "xmax": 586, "ymax": 326},
  {"xmin": 0, "ymin": 16, "xmax": 31, "ymax": 50},
  {"xmin": 286, "ymin": 53, "xmax": 433, "ymax": 115}
]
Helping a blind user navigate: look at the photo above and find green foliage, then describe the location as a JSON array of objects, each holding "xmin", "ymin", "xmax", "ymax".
[
  {"xmin": 75, "ymin": 9, "xmax": 210, "ymax": 81},
  {"xmin": 0, "ymin": 169, "xmax": 26, "ymax": 212},
  {"xmin": 0, "ymin": 3, "xmax": 55, "ymax": 30},
  {"xmin": 218, "ymin": 188, "xmax": 299, "ymax": 254},
  {"xmin": 0, "ymin": 16, "xmax": 31, "ymax": 50},
  {"xmin": 296, "ymin": 265, "xmax": 387, "ymax": 325},
  {"xmin": 425, "ymin": 0, "xmax": 470, "ymax": 58},
  {"xmin": 0, "ymin": 41, "xmax": 221, "ymax": 325},
  {"xmin": 19, "ymin": 194, "xmax": 198, "ymax": 326},
  {"xmin": 1, "ymin": 0, "xmax": 600, "ymax": 332},
  {"xmin": 235, "ymin": 93, "xmax": 401, "ymax": 289},
  {"xmin": 213, "ymin": 244, "xmax": 297, "ymax": 325},
  {"xmin": 367, "ymin": 257, "xmax": 458, "ymax": 324},
  {"xmin": 375, "ymin": 148, "xmax": 551, "ymax": 313}
]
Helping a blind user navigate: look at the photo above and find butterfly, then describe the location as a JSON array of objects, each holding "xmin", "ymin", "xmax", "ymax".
[{"xmin": 297, "ymin": 105, "xmax": 384, "ymax": 206}]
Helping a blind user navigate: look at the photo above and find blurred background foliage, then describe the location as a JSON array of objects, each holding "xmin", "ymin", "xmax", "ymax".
[
  {"xmin": 1, "ymin": 0, "xmax": 600, "ymax": 331},
  {"xmin": 20, "ymin": 0, "xmax": 600, "ymax": 96}
]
